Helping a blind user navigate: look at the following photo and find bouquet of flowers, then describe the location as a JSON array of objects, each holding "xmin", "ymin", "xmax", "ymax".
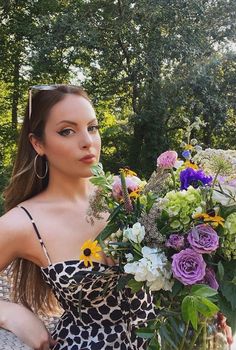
[{"xmin": 83, "ymin": 118, "xmax": 236, "ymax": 350}]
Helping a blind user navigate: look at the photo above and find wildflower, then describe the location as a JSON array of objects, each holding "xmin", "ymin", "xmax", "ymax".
[
  {"xmin": 184, "ymin": 160, "xmax": 199, "ymax": 170},
  {"xmin": 119, "ymin": 167, "xmax": 137, "ymax": 177},
  {"xmin": 180, "ymin": 168, "xmax": 212, "ymax": 190},
  {"xmin": 157, "ymin": 151, "xmax": 178, "ymax": 169},
  {"xmin": 80, "ymin": 240, "xmax": 102, "ymax": 267},
  {"xmin": 194, "ymin": 213, "xmax": 224, "ymax": 228}
]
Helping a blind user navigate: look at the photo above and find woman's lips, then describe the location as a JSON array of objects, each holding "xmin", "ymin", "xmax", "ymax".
[{"xmin": 79, "ymin": 155, "xmax": 96, "ymax": 163}]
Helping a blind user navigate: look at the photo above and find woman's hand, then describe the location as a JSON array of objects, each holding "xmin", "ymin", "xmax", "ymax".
[{"xmin": 0, "ymin": 301, "xmax": 57, "ymax": 350}]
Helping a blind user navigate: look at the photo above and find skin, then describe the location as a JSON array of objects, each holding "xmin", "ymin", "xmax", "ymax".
[{"xmin": 0, "ymin": 94, "xmax": 114, "ymax": 349}]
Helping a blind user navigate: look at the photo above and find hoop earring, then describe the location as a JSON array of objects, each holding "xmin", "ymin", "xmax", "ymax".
[{"xmin": 34, "ymin": 154, "xmax": 48, "ymax": 179}]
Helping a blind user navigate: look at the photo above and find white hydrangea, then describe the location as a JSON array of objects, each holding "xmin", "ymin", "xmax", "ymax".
[
  {"xmin": 125, "ymin": 253, "xmax": 134, "ymax": 262},
  {"xmin": 123, "ymin": 222, "xmax": 145, "ymax": 243},
  {"xmin": 124, "ymin": 246, "xmax": 173, "ymax": 292}
]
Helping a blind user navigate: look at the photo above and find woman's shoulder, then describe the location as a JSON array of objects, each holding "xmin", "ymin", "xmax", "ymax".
[
  {"xmin": 0, "ymin": 207, "xmax": 32, "ymax": 270},
  {"xmin": 0, "ymin": 206, "xmax": 28, "ymax": 233}
]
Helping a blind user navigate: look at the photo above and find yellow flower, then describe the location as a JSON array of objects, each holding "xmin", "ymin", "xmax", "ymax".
[
  {"xmin": 184, "ymin": 160, "xmax": 199, "ymax": 170},
  {"xmin": 80, "ymin": 240, "xmax": 102, "ymax": 267},
  {"xmin": 119, "ymin": 167, "xmax": 137, "ymax": 177},
  {"xmin": 185, "ymin": 144, "xmax": 194, "ymax": 150},
  {"xmin": 194, "ymin": 213, "xmax": 224, "ymax": 227},
  {"xmin": 129, "ymin": 189, "xmax": 141, "ymax": 199}
]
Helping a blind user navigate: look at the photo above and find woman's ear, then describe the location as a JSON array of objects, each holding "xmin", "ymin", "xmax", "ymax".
[{"xmin": 28, "ymin": 133, "xmax": 45, "ymax": 156}]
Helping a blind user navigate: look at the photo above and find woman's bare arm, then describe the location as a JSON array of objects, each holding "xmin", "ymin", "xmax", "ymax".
[{"xmin": 0, "ymin": 209, "xmax": 57, "ymax": 350}]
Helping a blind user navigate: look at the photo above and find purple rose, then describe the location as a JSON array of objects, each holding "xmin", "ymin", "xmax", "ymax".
[
  {"xmin": 187, "ymin": 224, "xmax": 219, "ymax": 254},
  {"xmin": 172, "ymin": 248, "xmax": 206, "ymax": 285},
  {"xmin": 180, "ymin": 168, "xmax": 212, "ymax": 190},
  {"xmin": 199, "ymin": 267, "xmax": 219, "ymax": 290},
  {"xmin": 166, "ymin": 234, "xmax": 185, "ymax": 250}
]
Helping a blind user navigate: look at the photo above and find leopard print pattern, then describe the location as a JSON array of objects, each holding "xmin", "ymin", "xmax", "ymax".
[{"xmin": 41, "ymin": 260, "xmax": 156, "ymax": 350}]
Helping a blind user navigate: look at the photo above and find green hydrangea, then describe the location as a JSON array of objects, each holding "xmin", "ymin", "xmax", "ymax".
[
  {"xmin": 162, "ymin": 186, "xmax": 202, "ymax": 230},
  {"xmin": 221, "ymin": 212, "xmax": 236, "ymax": 260}
]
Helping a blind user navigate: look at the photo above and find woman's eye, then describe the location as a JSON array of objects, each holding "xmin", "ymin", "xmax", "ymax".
[
  {"xmin": 58, "ymin": 128, "xmax": 75, "ymax": 136},
  {"xmin": 88, "ymin": 125, "xmax": 100, "ymax": 133}
]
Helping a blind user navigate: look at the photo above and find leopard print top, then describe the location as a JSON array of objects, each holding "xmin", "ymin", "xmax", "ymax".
[{"xmin": 19, "ymin": 206, "xmax": 156, "ymax": 350}]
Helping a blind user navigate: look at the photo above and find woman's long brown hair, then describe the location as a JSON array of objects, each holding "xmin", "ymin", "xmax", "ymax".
[{"xmin": 3, "ymin": 85, "xmax": 91, "ymax": 314}]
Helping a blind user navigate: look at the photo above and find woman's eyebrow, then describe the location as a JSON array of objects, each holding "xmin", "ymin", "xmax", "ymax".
[{"xmin": 56, "ymin": 118, "xmax": 97, "ymax": 126}]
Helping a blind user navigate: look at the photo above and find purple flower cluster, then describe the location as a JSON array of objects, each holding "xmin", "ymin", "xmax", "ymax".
[
  {"xmin": 171, "ymin": 224, "xmax": 219, "ymax": 286},
  {"xmin": 187, "ymin": 224, "xmax": 219, "ymax": 254},
  {"xmin": 180, "ymin": 168, "xmax": 212, "ymax": 190},
  {"xmin": 166, "ymin": 234, "xmax": 185, "ymax": 250}
]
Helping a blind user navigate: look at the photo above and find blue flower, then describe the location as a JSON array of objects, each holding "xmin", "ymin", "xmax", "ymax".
[
  {"xmin": 182, "ymin": 150, "xmax": 191, "ymax": 159},
  {"xmin": 180, "ymin": 168, "xmax": 212, "ymax": 190}
]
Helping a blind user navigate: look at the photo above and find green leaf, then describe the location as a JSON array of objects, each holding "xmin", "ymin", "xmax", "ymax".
[
  {"xmin": 190, "ymin": 284, "xmax": 218, "ymax": 298},
  {"xmin": 217, "ymin": 261, "xmax": 224, "ymax": 281},
  {"xmin": 195, "ymin": 296, "xmax": 219, "ymax": 317},
  {"xmin": 181, "ymin": 296, "xmax": 198, "ymax": 330},
  {"xmin": 136, "ymin": 327, "xmax": 154, "ymax": 339},
  {"xmin": 147, "ymin": 336, "xmax": 160, "ymax": 350},
  {"xmin": 159, "ymin": 324, "xmax": 178, "ymax": 349},
  {"xmin": 117, "ymin": 274, "xmax": 133, "ymax": 291},
  {"xmin": 218, "ymin": 294, "xmax": 236, "ymax": 334},
  {"xmin": 96, "ymin": 221, "xmax": 120, "ymax": 243},
  {"xmin": 221, "ymin": 281, "xmax": 236, "ymax": 309},
  {"xmin": 127, "ymin": 279, "xmax": 143, "ymax": 293},
  {"xmin": 171, "ymin": 280, "xmax": 183, "ymax": 297}
]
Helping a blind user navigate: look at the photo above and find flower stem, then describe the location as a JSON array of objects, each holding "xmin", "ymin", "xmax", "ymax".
[
  {"xmin": 179, "ymin": 321, "xmax": 189, "ymax": 350},
  {"xmin": 170, "ymin": 168, "xmax": 176, "ymax": 191},
  {"xmin": 189, "ymin": 323, "xmax": 205, "ymax": 350},
  {"xmin": 120, "ymin": 170, "xmax": 133, "ymax": 212}
]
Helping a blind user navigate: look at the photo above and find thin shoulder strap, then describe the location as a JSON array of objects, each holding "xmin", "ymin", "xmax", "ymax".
[{"xmin": 18, "ymin": 205, "xmax": 52, "ymax": 266}]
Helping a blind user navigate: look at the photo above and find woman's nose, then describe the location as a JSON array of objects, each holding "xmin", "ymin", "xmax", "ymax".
[{"xmin": 79, "ymin": 131, "xmax": 93, "ymax": 149}]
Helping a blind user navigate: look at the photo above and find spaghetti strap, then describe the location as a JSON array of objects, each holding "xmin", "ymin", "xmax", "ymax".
[{"xmin": 17, "ymin": 205, "xmax": 52, "ymax": 266}]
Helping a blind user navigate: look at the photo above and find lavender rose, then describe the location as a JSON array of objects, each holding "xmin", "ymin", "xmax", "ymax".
[
  {"xmin": 187, "ymin": 224, "xmax": 219, "ymax": 254},
  {"xmin": 199, "ymin": 267, "xmax": 219, "ymax": 290},
  {"xmin": 172, "ymin": 248, "xmax": 206, "ymax": 285},
  {"xmin": 166, "ymin": 234, "xmax": 185, "ymax": 250}
]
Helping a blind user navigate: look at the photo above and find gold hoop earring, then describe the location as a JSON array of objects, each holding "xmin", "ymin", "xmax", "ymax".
[{"xmin": 34, "ymin": 154, "xmax": 48, "ymax": 179}]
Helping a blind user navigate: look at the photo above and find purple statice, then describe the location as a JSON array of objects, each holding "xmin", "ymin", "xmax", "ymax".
[
  {"xmin": 166, "ymin": 234, "xmax": 185, "ymax": 250},
  {"xmin": 199, "ymin": 267, "xmax": 219, "ymax": 290},
  {"xmin": 172, "ymin": 248, "xmax": 206, "ymax": 285},
  {"xmin": 180, "ymin": 167, "xmax": 212, "ymax": 190},
  {"xmin": 187, "ymin": 224, "xmax": 219, "ymax": 254}
]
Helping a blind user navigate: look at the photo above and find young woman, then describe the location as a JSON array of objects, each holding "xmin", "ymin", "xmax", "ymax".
[{"xmin": 0, "ymin": 85, "xmax": 155, "ymax": 350}]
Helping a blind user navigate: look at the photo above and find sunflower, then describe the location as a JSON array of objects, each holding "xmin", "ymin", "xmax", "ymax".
[{"xmin": 80, "ymin": 239, "xmax": 102, "ymax": 267}]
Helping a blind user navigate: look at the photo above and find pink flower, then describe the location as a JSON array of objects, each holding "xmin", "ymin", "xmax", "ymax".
[
  {"xmin": 157, "ymin": 151, "xmax": 178, "ymax": 169},
  {"xmin": 112, "ymin": 175, "xmax": 141, "ymax": 201}
]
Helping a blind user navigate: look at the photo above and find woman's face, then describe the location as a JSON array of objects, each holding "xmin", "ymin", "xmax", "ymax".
[{"xmin": 35, "ymin": 94, "xmax": 101, "ymax": 178}]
